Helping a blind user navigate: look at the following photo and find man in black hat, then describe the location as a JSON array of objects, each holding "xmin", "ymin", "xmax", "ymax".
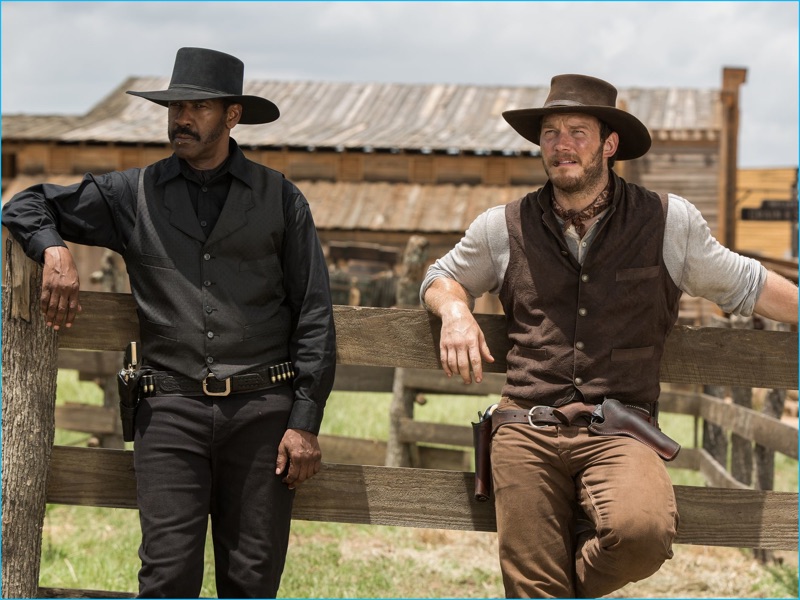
[
  {"xmin": 3, "ymin": 47, "xmax": 336, "ymax": 598},
  {"xmin": 421, "ymin": 74, "xmax": 798, "ymax": 597}
]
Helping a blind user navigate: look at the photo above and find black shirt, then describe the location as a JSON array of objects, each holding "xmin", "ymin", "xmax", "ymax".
[{"xmin": 2, "ymin": 139, "xmax": 336, "ymax": 433}]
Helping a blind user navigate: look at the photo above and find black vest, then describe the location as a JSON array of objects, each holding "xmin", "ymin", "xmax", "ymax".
[
  {"xmin": 499, "ymin": 173, "xmax": 682, "ymax": 408},
  {"xmin": 123, "ymin": 160, "xmax": 290, "ymax": 380}
]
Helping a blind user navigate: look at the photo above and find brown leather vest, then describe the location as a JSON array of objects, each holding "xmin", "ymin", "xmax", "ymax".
[{"xmin": 498, "ymin": 173, "xmax": 682, "ymax": 409}]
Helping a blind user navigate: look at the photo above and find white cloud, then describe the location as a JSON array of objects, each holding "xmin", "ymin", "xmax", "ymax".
[{"xmin": 1, "ymin": 1, "xmax": 797, "ymax": 167}]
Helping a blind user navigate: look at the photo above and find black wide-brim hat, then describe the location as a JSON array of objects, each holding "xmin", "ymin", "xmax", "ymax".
[
  {"xmin": 127, "ymin": 47, "xmax": 279, "ymax": 125},
  {"xmin": 502, "ymin": 74, "xmax": 651, "ymax": 161}
]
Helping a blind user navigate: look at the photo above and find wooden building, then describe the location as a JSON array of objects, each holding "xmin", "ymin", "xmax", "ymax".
[
  {"xmin": 3, "ymin": 66, "xmax": 773, "ymax": 305},
  {"xmin": 736, "ymin": 166, "xmax": 798, "ymax": 260}
]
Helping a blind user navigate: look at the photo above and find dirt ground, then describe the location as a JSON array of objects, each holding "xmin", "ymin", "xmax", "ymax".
[
  {"xmin": 338, "ymin": 528, "xmax": 797, "ymax": 598},
  {"xmin": 609, "ymin": 545, "xmax": 797, "ymax": 598}
]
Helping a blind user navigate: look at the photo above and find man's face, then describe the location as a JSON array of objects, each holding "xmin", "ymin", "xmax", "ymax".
[
  {"xmin": 539, "ymin": 113, "xmax": 617, "ymax": 195},
  {"xmin": 167, "ymin": 99, "xmax": 240, "ymax": 168}
]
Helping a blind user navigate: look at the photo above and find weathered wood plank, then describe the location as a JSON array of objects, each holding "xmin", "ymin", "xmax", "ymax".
[
  {"xmin": 403, "ymin": 368, "xmax": 505, "ymax": 396},
  {"xmin": 38, "ymin": 587, "xmax": 134, "ymax": 598},
  {"xmin": 658, "ymin": 390, "xmax": 701, "ymax": 417},
  {"xmin": 399, "ymin": 418, "xmax": 474, "ymax": 447},
  {"xmin": 697, "ymin": 448, "xmax": 750, "ymax": 490},
  {"xmin": 58, "ymin": 349, "xmax": 123, "ymax": 380},
  {"xmin": 698, "ymin": 393, "xmax": 798, "ymax": 459},
  {"xmin": 660, "ymin": 325, "xmax": 797, "ymax": 389},
  {"xmin": 319, "ymin": 433, "xmax": 468, "ymax": 471},
  {"xmin": 319, "ymin": 434, "xmax": 387, "ymax": 466},
  {"xmin": 55, "ymin": 404, "xmax": 118, "ymax": 436},
  {"xmin": 332, "ymin": 364, "xmax": 395, "ymax": 392},
  {"xmin": 56, "ymin": 291, "xmax": 139, "ymax": 351},
  {"xmin": 52, "ymin": 293, "xmax": 798, "ymax": 389},
  {"xmin": 669, "ymin": 446, "xmax": 700, "ymax": 471},
  {"xmin": 46, "ymin": 446, "xmax": 797, "ymax": 549}
]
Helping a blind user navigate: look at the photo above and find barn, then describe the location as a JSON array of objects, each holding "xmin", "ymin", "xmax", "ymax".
[{"xmin": 3, "ymin": 65, "xmax": 795, "ymax": 310}]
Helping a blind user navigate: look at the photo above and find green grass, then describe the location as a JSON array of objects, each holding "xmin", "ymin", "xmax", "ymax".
[{"xmin": 40, "ymin": 371, "xmax": 798, "ymax": 596}]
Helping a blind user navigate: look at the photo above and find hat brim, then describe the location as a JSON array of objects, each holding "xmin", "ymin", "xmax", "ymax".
[
  {"xmin": 502, "ymin": 105, "xmax": 651, "ymax": 161},
  {"xmin": 126, "ymin": 89, "xmax": 279, "ymax": 125}
]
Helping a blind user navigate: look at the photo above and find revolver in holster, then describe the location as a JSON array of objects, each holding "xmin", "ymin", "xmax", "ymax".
[
  {"xmin": 472, "ymin": 403, "xmax": 498, "ymax": 502},
  {"xmin": 116, "ymin": 342, "xmax": 153, "ymax": 442}
]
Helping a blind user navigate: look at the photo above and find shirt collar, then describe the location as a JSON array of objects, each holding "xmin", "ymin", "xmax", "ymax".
[{"xmin": 156, "ymin": 138, "xmax": 253, "ymax": 188}]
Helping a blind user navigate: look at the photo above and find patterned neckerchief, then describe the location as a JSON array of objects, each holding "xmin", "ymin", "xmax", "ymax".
[{"xmin": 551, "ymin": 179, "xmax": 613, "ymax": 239}]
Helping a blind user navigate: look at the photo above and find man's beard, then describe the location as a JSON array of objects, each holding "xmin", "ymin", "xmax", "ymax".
[{"xmin": 545, "ymin": 145, "xmax": 606, "ymax": 195}]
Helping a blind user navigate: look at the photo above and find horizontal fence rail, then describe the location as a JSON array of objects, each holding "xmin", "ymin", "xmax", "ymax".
[
  {"xmin": 57, "ymin": 293, "xmax": 798, "ymax": 389},
  {"xmin": 47, "ymin": 446, "xmax": 797, "ymax": 550}
]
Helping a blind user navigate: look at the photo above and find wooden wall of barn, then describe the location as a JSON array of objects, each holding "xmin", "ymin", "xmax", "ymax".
[{"xmin": 736, "ymin": 167, "xmax": 797, "ymax": 259}]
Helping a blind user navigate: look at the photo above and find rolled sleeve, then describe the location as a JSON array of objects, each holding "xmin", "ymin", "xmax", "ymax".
[
  {"xmin": 420, "ymin": 205, "xmax": 508, "ymax": 305},
  {"xmin": 664, "ymin": 194, "xmax": 768, "ymax": 315}
]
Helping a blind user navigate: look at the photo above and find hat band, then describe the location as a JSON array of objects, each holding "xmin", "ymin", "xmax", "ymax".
[
  {"xmin": 543, "ymin": 99, "xmax": 592, "ymax": 108},
  {"xmin": 168, "ymin": 83, "xmax": 239, "ymax": 96}
]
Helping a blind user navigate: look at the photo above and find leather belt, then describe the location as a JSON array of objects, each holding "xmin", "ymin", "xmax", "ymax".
[
  {"xmin": 143, "ymin": 361, "xmax": 295, "ymax": 397},
  {"xmin": 492, "ymin": 402, "xmax": 656, "ymax": 432},
  {"xmin": 492, "ymin": 404, "xmax": 596, "ymax": 431}
]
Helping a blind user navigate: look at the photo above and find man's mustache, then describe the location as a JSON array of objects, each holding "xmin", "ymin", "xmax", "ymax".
[{"xmin": 170, "ymin": 126, "xmax": 200, "ymax": 140}]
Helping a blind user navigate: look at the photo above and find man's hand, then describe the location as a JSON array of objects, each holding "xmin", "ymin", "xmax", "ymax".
[
  {"xmin": 41, "ymin": 246, "xmax": 82, "ymax": 330},
  {"xmin": 424, "ymin": 277, "xmax": 494, "ymax": 384},
  {"xmin": 275, "ymin": 428, "xmax": 322, "ymax": 490},
  {"xmin": 439, "ymin": 301, "xmax": 495, "ymax": 384}
]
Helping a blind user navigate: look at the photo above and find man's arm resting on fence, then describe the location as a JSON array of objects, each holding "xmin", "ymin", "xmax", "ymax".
[
  {"xmin": 423, "ymin": 276, "xmax": 494, "ymax": 384},
  {"xmin": 41, "ymin": 245, "xmax": 82, "ymax": 330},
  {"xmin": 754, "ymin": 270, "xmax": 798, "ymax": 325}
]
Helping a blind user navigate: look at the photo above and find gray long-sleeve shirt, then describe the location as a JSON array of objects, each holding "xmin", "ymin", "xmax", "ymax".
[{"xmin": 421, "ymin": 193, "xmax": 767, "ymax": 315}]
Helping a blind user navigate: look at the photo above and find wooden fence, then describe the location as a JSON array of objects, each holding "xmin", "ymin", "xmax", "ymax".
[{"xmin": 2, "ymin": 243, "xmax": 798, "ymax": 598}]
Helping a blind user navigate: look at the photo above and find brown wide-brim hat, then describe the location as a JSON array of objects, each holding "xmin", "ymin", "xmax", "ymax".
[
  {"xmin": 127, "ymin": 47, "xmax": 279, "ymax": 125},
  {"xmin": 502, "ymin": 74, "xmax": 651, "ymax": 161}
]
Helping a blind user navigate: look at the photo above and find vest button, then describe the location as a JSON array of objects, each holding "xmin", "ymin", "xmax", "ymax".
[
  {"xmin": 574, "ymin": 377, "xmax": 584, "ymax": 386},
  {"xmin": 204, "ymin": 280, "xmax": 212, "ymax": 287},
  {"xmin": 205, "ymin": 306, "xmax": 213, "ymax": 314},
  {"xmin": 581, "ymin": 274, "xmax": 589, "ymax": 282},
  {"xmin": 207, "ymin": 331, "xmax": 214, "ymax": 339},
  {"xmin": 201, "ymin": 186, "xmax": 208, "ymax": 193},
  {"xmin": 561, "ymin": 250, "xmax": 569, "ymax": 256},
  {"xmin": 204, "ymin": 253, "xmax": 211, "ymax": 261},
  {"xmin": 575, "ymin": 341, "xmax": 585, "ymax": 350},
  {"xmin": 578, "ymin": 308, "xmax": 588, "ymax": 317},
  {"xmin": 206, "ymin": 356, "xmax": 214, "ymax": 364}
]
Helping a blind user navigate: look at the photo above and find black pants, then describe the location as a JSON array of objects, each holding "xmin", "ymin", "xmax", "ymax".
[{"xmin": 133, "ymin": 386, "xmax": 295, "ymax": 598}]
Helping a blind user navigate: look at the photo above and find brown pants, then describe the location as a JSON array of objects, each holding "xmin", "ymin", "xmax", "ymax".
[{"xmin": 491, "ymin": 402, "xmax": 678, "ymax": 598}]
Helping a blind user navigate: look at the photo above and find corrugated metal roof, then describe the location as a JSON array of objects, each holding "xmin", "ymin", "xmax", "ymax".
[
  {"xmin": 3, "ymin": 77, "xmax": 722, "ymax": 153},
  {"xmin": 2, "ymin": 174, "xmax": 528, "ymax": 234},
  {"xmin": 299, "ymin": 180, "xmax": 530, "ymax": 232}
]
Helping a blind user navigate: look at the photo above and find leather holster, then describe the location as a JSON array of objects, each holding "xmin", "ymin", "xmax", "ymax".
[
  {"xmin": 589, "ymin": 398, "xmax": 681, "ymax": 461},
  {"xmin": 472, "ymin": 413, "xmax": 494, "ymax": 502}
]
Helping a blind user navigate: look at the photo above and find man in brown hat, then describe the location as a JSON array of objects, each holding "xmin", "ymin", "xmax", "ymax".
[
  {"xmin": 421, "ymin": 74, "xmax": 798, "ymax": 597},
  {"xmin": 3, "ymin": 47, "xmax": 336, "ymax": 597}
]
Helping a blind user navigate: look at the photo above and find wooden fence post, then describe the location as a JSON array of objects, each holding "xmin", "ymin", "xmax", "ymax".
[
  {"xmin": 386, "ymin": 368, "xmax": 415, "ymax": 467},
  {"xmin": 1, "ymin": 239, "xmax": 59, "ymax": 598},
  {"xmin": 89, "ymin": 250, "xmax": 126, "ymax": 449},
  {"xmin": 753, "ymin": 319, "xmax": 791, "ymax": 564},
  {"xmin": 702, "ymin": 316, "xmax": 729, "ymax": 467},
  {"xmin": 729, "ymin": 315, "xmax": 754, "ymax": 486}
]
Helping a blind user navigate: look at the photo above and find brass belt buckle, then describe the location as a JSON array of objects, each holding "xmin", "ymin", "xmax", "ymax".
[{"xmin": 202, "ymin": 374, "xmax": 231, "ymax": 397}]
